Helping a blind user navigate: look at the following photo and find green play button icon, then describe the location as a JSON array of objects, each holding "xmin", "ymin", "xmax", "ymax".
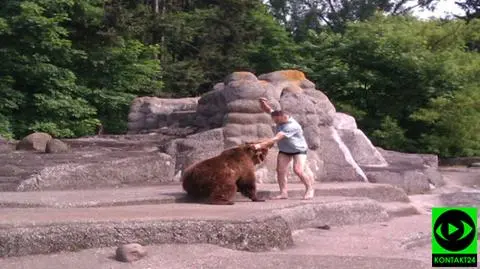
[
  {"xmin": 448, "ymin": 223, "xmax": 459, "ymax": 235},
  {"xmin": 435, "ymin": 221, "xmax": 475, "ymax": 241}
]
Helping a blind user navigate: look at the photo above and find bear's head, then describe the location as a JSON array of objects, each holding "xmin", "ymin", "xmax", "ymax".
[{"xmin": 243, "ymin": 142, "xmax": 270, "ymax": 165}]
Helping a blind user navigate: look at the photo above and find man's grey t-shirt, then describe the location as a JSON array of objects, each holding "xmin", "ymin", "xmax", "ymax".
[{"xmin": 276, "ymin": 117, "xmax": 308, "ymax": 153}]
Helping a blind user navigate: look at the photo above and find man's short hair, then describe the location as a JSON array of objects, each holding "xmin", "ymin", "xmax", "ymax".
[{"xmin": 271, "ymin": 110, "xmax": 286, "ymax": 117}]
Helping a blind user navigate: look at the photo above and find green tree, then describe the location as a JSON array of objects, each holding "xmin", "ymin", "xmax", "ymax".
[
  {"xmin": 266, "ymin": 0, "xmax": 439, "ymax": 37},
  {"xmin": 455, "ymin": 0, "xmax": 480, "ymax": 22},
  {"xmin": 0, "ymin": 0, "xmax": 163, "ymax": 138},
  {"xmin": 157, "ymin": 0, "xmax": 297, "ymax": 96},
  {"xmin": 0, "ymin": 0, "xmax": 98, "ymax": 138},
  {"xmin": 296, "ymin": 14, "xmax": 480, "ymax": 156}
]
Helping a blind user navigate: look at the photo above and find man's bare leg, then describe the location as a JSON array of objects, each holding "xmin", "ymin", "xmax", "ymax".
[
  {"xmin": 293, "ymin": 154, "xmax": 314, "ymax": 199},
  {"xmin": 273, "ymin": 153, "xmax": 292, "ymax": 199}
]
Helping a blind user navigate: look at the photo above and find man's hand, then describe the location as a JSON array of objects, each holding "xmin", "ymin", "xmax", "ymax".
[
  {"xmin": 259, "ymin": 98, "xmax": 274, "ymax": 114},
  {"xmin": 254, "ymin": 138, "xmax": 277, "ymax": 150}
]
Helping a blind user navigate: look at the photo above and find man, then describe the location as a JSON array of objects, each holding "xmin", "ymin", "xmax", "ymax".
[{"xmin": 254, "ymin": 98, "xmax": 315, "ymax": 200}]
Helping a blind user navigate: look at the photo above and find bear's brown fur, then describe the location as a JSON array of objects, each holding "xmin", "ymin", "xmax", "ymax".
[{"xmin": 181, "ymin": 142, "xmax": 271, "ymax": 205}]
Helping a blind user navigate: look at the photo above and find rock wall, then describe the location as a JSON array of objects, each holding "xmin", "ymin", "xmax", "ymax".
[
  {"xmin": 127, "ymin": 97, "xmax": 199, "ymax": 134},
  {"xmin": 130, "ymin": 69, "xmax": 445, "ymax": 194},
  {"xmin": 0, "ymin": 134, "xmax": 177, "ymax": 191}
]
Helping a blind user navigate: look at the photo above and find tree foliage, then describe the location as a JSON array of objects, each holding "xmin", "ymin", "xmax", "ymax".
[
  {"xmin": 0, "ymin": 0, "xmax": 162, "ymax": 137},
  {"xmin": 0, "ymin": 0, "xmax": 479, "ymax": 158},
  {"xmin": 266, "ymin": 0, "xmax": 439, "ymax": 37},
  {"xmin": 296, "ymin": 14, "xmax": 480, "ymax": 156}
]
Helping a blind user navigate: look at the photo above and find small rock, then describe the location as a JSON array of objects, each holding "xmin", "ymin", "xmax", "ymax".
[
  {"xmin": 16, "ymin": 132, "xmax": 52, "ymax": 152},
  {"xmin": 115, "ymin": 243, "xmax": 147, "ymax": 262},
  {"xmin": 316, "ymin": 225, "xmax": 331, "ymax": 230},
  {"xmin": 469, "ymin": 162, "xmax": 480, "ymax": 168},
  {"xmin": 45, "ymin": 139, "xmax": 69, "ymax": 153}
]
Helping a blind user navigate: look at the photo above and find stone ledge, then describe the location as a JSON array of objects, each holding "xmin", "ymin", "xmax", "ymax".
[
  {"xmin": 0, "ymin": 197, "xmax": 389, "ymax": 257},
  {"xmin": 380, "ymin": 202, "xmax": 421, "ymax": 218},
  {"xmin": 0, "ymin": 183, "xmax": 410, "ymax": 209},
  {"xmin": 0, "ymin": 216, "xmax": 293, "ymax": 258}
]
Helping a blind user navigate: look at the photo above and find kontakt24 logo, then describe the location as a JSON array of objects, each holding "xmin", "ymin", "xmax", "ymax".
[{"xmin": 432, "ymin": 207, "xmax": 477, "ymax": 267}]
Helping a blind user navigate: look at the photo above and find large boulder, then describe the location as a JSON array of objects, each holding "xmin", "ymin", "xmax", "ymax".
[
  {"xmin": 312, "ymin": 126, "xmax": 367, "ymax": 182},
  {"xmin": 338, "ymin": 129, "xmax": 388, "ymax": 167},
  {"xmin": 127, "ymin": 97, "xmax": 199, "ymax": 134},
  {"xmin": 376, "ymin": 147, "xmax": 439, "ymax": 169},
  {"xmin": 361, "ymin": 147, "xmax": 444, "ymax": 194},
  {"xmin": 333, "ymin": 113, "xmax": 357, "ymax": 130},
  {"xmin": 16, "ymin": 132, "xmax": 52, "ymax": 152},
  {"xmin": 45, "ymin": 139, "xmax": 69, "ymax": 153}
]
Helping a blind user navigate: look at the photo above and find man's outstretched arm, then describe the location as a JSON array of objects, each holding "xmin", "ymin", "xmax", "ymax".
[{"xmin": 255, "ymin": 132, "xmax": 286, "ymax": 149}]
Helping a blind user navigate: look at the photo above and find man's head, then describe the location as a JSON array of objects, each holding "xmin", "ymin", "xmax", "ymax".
[{"xmin": 270, "ymin": 110, "xmax": 289, "ymax": 124}]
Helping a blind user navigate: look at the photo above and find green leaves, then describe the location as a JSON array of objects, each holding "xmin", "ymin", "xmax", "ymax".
[
  {"xmin": 296, "ymin": 14, "xmax": 480, "ymax": 157},
  {"xmin": 411, "ymin": 84, "xmax": 480, "ymax": 157},
  {"xmin": 372, "ymin": 116, "xmax": 410, "ymax": 150},
  {"xmin": 0, "ymin": 0, "xmax": 163, "ymax": 138}
]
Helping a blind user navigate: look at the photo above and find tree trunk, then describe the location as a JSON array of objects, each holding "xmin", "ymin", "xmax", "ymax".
[{"xmin": 154, "ymin": 0, "xmax": 159, "ymax": 13}]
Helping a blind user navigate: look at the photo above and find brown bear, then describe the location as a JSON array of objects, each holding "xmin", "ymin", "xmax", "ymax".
[{"xmin": 181, "ymin": 142, "xmax": 271, "ymax": 205}]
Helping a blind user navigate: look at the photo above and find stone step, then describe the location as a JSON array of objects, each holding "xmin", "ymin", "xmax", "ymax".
[
  {"xmin": 0, "ymin": 176, "xmax": 19, "ymax": 192},
  {"xmin": 380, "ymin": 202, "xmax": 421, "ymax": 218},
  {"xmin": 0, "ymin": 183, "xmax": 410, "ymax": 208},
  {"xmin": 0, "ymin": 196, "xmax": 391, "ymax": 258},
  {"xmin": 0, "ymin": 182, "xmax": 16, "ymax": 192}
]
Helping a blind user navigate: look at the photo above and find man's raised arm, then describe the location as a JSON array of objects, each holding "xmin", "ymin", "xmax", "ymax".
[{"xmin": 258, "ymin": 98, "xmax": 274, "ymax": 114}]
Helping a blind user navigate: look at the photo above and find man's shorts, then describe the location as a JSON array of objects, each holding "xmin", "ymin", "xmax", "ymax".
[{"xmin": 279, "ymin": 150, "xmax": 307, "ymax": 156}]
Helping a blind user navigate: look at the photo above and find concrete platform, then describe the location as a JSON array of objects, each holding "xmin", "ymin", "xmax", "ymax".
[
  {"xmin": 0, "ymin": 196, "xmax": 394, "ymax": 258},
  {"xmin": 0, "ymin": 215, "xmax": 434, "ymax": 269},
  {"xmin": 0, "ymin": 182, "xmax": 410, "ymax": 208}
]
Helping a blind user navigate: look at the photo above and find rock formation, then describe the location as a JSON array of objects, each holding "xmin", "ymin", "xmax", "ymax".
[
  {"xmin": 127, "ymin": 96, "xmax": 198, "ymax": 134},
  {"xmin": 0, "ymin": 134, "xmax": 176, "ymax": 191},
  {"xmin": 131, "ymin": 69, "xmax": 445, "ymax": 194}
]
